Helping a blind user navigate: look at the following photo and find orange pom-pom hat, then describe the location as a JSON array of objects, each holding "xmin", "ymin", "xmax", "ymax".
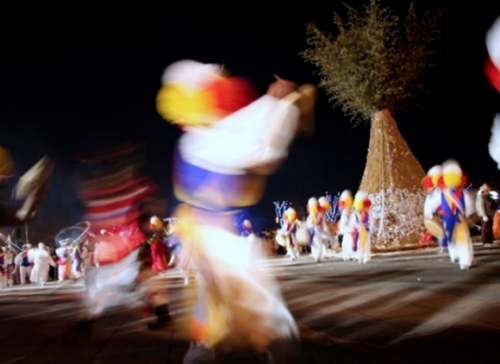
[
  {"xmin": 339, "ymin": 190, "xmax": 353, "ymax": 210},
  {"xmin": 422, "ymin": 165, "xmax": 442, "ymax": 191},
  {"xmin": 306, "ymin": 197, "xmax": 318, "ymax": 214},
  {"xmin": 150, "ymin": 216, "xmax": 164, "ymax": 231},
  {"xmin": 283, "ymin": 207, "xmax": 297, "ymax": 222},
  {"xmin": 353, "ymin": 191, "xmax": 371, "ymax": 211},
  {"xmin": 438, "ymin": 160, "xmax": 467, "ymax": 189},
  {"xmin": 318, "ymin": 196, "xmax": 331, "ymax": 213}
]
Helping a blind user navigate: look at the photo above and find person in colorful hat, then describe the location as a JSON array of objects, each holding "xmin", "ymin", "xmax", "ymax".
[
  {"xmin": 279, "ymin": 207, "xmax": 300, "ymax": 261},
  {"xmin": 157, "ymin": 59, "xmax": 317, "ymax": 363},
  {"xmin": 306, "ymin": 197, "xmax": 327, "ymax": 262},
  {"xmin": 15, "ymin": 243, "xmax": 33, "ymax": 284},
  {"xmin": 338, "ymin": 190, "xmax": 355, "ymax": 261},
  {"xmin": 422, "ymin": 165, "xmax": 446, "ymax": 250},
  {"xmin": 55, "ymin": 238, "xmax": 73, "ymax": 282},
  {"xmin": 351, "ymin": 191, "xmax": 372, "ymax": 264},
  {"xmin": 425, "ymin": 160, "xmax": 474, "ymax": 269}
]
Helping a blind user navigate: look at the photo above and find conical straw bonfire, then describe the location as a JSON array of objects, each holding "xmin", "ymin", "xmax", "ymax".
[{"xmin": 301, "ymin": 0, "xmax": 442, "ymax": 249}]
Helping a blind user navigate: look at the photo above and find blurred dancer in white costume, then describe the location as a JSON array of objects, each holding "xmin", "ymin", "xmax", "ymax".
[
  {"xmin": 338, "ymin": 190, "xmax": 355, "ymax": 261},
  {"xmin": 29, "ymin": 242, "xmax": 56, "ymax": 287},
  {"xmin": 156, "ymin": 60, "xmax": 317, "ymax": 363}
]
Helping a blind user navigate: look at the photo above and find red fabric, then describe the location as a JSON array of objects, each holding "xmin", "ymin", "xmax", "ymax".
[
  {"xmin": 484, "ymin": 57, "xmax": 500, "ymax": 93},
  {"xmin": 93, "ymin": 220, "xmax": 146, "ymax": 265},
  {"xmin": 205, "ymin": 77, "xmax": 258, "ymax": 116},
  {"xmin": 151, "ymin": 241, "xmax": 168, "ymax": 273},
  {"xmin": 419, "ymin": 231, "xmax": 433, "ymax": 246},
  {"xmin": 422, "ymin": 176, "xmax": 433, "ymax": 191}
]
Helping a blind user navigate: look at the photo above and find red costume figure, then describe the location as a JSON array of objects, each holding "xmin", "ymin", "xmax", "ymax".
[{"xmin": 148, "ymin": 216, "xmax": 169, "ymax": 274}]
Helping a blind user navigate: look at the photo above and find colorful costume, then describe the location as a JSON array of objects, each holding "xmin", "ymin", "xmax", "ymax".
[
  {"xmin": 338, "ymin": 190, "xmax": 355, "ymax": 261},
  {"xmin": 426, "ymin": 160, "xmax": 474, "ymax": 269},
  {"xmin": 278, "ymin": 207, "xmax": 300, "ymax": 261},
  {"xmin": 148, "ymin": 216, "xmax": 169, "ymax": 274},
  {"xmin": 423, "ymin": 165, "xmax": 446, "ymax": 249},
  {"xmin": 157, "ymin": 60, "xmax": 316, "ymax": 361},
  {"xmin": 55, "ymin": 240, "xmax": 72, "ymax": 281},
  {"xmin": 71, "ymin": 244, "xmax": 84, "ymax": 279},
  {"xmin": 351, "ymin": 192, "xmax": 372, "ymax": 264},
  {"xmin": 306, "ymin": 197, "xmax": 327, "ymax": 262},
  {"xmin": 15, "ymin": 244, "xmax": 33, "ymax": 284},
  {"xmin": 0, "ymin": 247, "xmax": 7, "ymax": 289}
]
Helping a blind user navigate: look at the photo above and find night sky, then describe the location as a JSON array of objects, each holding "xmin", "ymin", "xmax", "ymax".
[{"xmin": 1, "ymin": 1, "xmax": 500, "ymax": 233}]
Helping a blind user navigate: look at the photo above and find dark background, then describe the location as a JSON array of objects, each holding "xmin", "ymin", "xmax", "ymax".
[{"xmin": 0, "ymin": 1, "xmax": 499, "ymax": 235}]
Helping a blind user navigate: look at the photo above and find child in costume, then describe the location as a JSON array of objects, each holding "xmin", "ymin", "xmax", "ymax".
[
  {"xmin": 351, "ymin": 191, "xmax": 372, "ymax": 264},
  {"xmin": 426, "ymin": 160, "xmax": 474, "ymax": 269},
  {"xmin": 156, "ymin": 59, "xmax": 317, "ymax": 363},
  {"xmin": 338, "ymin": 190, "xmax": 355, "ymax": 261}
]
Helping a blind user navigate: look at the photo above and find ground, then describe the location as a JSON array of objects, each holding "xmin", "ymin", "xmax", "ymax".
[{"xmin": 1, "ymin": 244, "xmax": 500, "ymax": 363}]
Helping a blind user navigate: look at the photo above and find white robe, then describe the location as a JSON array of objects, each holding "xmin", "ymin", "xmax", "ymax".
[
  {"xmin": 339, "ymin": 208, "xmax": 355, "ymax": 261},
  {"xmin": 29, "ymin": 248, "xmax": 56, "ymax": 286}
]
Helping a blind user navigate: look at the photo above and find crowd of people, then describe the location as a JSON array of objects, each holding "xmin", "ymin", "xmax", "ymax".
[{"xmin": 0, "ymin": 238, "xmax": 92, "ymax": 288}]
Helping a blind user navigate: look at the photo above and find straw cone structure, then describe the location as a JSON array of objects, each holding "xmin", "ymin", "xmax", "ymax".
[{"xmin": 360, "ymin": 109, "xmax": 426, "ymax": 249}]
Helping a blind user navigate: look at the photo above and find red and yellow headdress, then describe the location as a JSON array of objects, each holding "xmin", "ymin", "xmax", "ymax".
[{"xmin": 156, "ymin": 60, "xmax": 257, "ymax": 127}]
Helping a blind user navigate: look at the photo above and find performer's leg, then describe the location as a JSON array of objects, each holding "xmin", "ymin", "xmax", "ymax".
[{"xmin": 146, "ymin": 275, "xmax": 172, "ymax": 331}]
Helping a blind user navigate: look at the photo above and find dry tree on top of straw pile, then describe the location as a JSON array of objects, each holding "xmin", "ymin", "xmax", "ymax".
[
  {"xmin": 301, "ymin": 0, "xmax": 442, "ymax": 125},
  {"xmin": 301, "ymin": 0, "xmax": 443, "ymax": 249}
]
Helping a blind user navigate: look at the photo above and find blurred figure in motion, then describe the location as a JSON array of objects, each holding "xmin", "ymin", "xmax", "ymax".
[
  {"xmin": 71, "ymin": 142, "xmax": 170, "ymax": 335},
  {"xmin": 426, "ymin": 160, "xmax": 475, "ymax": 269},
  {"xmin": 277, "ymin": 207, "xmax": 300, "ymax": 261},
  {"xmin": 55, "ymin": 239, "xmax": 73, "ymax": 282},
  {"xmin": 351, "ymin": 191, "xmax": 372, "ymax": 264},
  {"xmin": 240, "ymin": 219, "xmax": 254, "ymax": 237},
  {"xmin": 338, "ymin": 190, "xmax": 354, "ymax": 260},
  {"xmin": 0, "ymin": 246, "xmax": 7, "ymax": 288},
  {"xmin": 0, "ymin": 146, "xmax": 54, "ymax": 226},
  {"xmin": 29, "ymin": 242, "xmax": 56, "ymax": 287},
  {"xmin": 156, "ymin": 60, "xmax": 317, "ymax": 363},
  {"xmin": 15, "ymin": 243, "xmax": 33, "ymax": 284},
  {"xmin": 147, "ymin": 216, "xmax": 169, "ymax": 274},
  {"xmin": 476, "ymin": 183, "xmax": 497, "ymax": 246},
  {"xmin": 71, "ymin": 238, "xmax": 85, "ymax": 279}
]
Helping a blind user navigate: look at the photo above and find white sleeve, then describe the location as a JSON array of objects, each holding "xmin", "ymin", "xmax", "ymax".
[
  {"xmin": 179, "ymin": 95, "xmax": 300, "ymax": 175},
  {"xmin": 338, "ymin": 210, "xmax": 348, "ymax": 234},
  {"xmin": 424, "ymin": 191, "xmax": 441, "ymax": 219},
  {"xmin": 464, "ymin": 190, "xmax": 476, "ymax": 217},
  {"xmin": 489, "ymin": 114, "xmax": 500, "ymax": 169}
]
